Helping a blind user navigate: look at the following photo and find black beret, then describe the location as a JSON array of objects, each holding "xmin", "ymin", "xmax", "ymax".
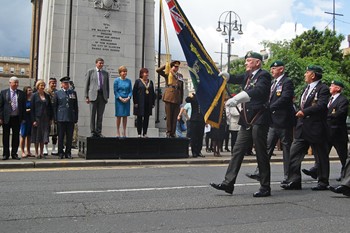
[
  {"xmin": 60, "ymin": 76, "xmax": 70, "ymax": 83},
  {"xmin": 270, "ymin": 60, "xmax": 284, "ymax": 68},
  {"xmin": 331, "ymin": 80, "xmax": 344, "ymax": 88},
  {"xmin": 307, "ymin": 65, "xmax": 323, "ymax": 74},
  {"xmin": 245, "ymin": 51, "xmax": 262, "ymax": 61}
]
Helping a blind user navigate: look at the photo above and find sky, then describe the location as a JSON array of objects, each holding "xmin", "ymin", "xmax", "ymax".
[{"xmin": 1, "ymin": 0, "xmax": 350, "ymax": 65}]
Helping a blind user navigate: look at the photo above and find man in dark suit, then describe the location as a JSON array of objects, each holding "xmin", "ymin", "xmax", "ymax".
[
  {"xmin": 84, "ymin": 58, "xmax": 110, "ymax": 137},
  {"xmin": 210, "ymin": 52, "xmax": 272, "ymax": 197},
  {"xmin": 0, "ymin": 76, "xmax": 26, "ymax": 160},
  {"xmin": 303, "ymin": 80, "xmax": 349, "ymax": 181},
  {"xmin": 246, "ymin": 60, "xmax": 295, "ymax": 183},
  {"xmin": 54, "ymin": 76, "xmax": 79, "ymax": 159},
  {"xmin": 156, "ymin": 60, "xmax": 184, "ymax": 137},
  {"xmin": 281, "ymin": 65, "xmax": 330, "ymax": 191}
]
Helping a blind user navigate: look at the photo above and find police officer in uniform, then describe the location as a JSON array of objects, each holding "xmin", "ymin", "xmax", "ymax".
[
  {"xmin": 210, "ymin": 52, "xmax": 272, "ymax": 197},
  {"xmin": 53, "ymin": 76, "xmax": 79, "ymax": 159}
]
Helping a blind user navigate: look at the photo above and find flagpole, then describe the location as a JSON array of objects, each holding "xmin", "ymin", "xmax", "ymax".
[{"xmin": 156, "ymin": 1, "xmax": 162, "ymax": 123}]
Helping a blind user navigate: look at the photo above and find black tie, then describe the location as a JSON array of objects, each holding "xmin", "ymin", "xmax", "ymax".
[{"xmin": 328, "ymin": 97, "xmax": 334, "ymax": 108}]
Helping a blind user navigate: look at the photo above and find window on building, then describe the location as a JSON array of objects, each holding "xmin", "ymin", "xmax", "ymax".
[
  {"xmin": 20, "ymin": 68, "xmax": 25, "ymax": 75},
  {"xmin": 0, "ymin": 67, "xmax": 3, "ymax": 73},
  {"xmin": 10, "ymin": 67, "xmax": 15, "ymax": 74}
]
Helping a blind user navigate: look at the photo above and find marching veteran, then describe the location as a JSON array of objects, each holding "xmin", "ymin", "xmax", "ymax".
[{"xmin": 210, "ymin": 51, "xmax": 272, "ymax": 197}]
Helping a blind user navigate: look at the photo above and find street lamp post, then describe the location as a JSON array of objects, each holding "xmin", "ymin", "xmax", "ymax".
[{"xmin": 216, "ymin": 11, "xmax": 243, "ymax": 73}]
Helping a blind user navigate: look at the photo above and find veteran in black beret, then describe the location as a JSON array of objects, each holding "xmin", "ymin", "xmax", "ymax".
[
  {"xmin": 303, "ymin": 79, "xmax": 349, "ymax": 183},
  {"xmin": 281, "ymin": 65, "xmax": 330, "ymax": 191},
  {"xmin": 246, "ymin": 60, "xmax": 295, "ymax": 184},
  {"xmin": 53, "ymin": 76, "xmax": 79, "ymax": 159},
  {"xmin": 211, "ymin": 51, "xmax": 272, "ymax": 197}
]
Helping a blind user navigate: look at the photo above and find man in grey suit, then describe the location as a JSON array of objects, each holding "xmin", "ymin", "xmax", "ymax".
[
  {"xmin": 54, "ymin": 76, "xmax": 79, "ymax": 159},
  {"xmin": 0, "ymin": 76, "xmax": 26, "ymax": 160},
  {"xmin": 84, "ymin": 58, "xmax": 110, "ymax": 137}
]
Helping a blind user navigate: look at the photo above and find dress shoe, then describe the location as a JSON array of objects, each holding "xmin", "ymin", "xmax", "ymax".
[
  {"xmin": 224, "ymin": 148, "xmax": 231, "ymax": 152},
  {"xmin": 12, "ymin": 155, "xmax": 21, "ymax": 160},
  {"xmin": 280, "ymin": 180, "xmax": 289, "ymax": 185},
  {"xmin": 281, "ymin": 181, "xmax": 302, "ymax": 190},
  {"xmin": 198, "ymin": 153, "xmax": 205, "ymax": 157},
  {"xmin": 329, "ymin": 185, "xmax": 350, "ymax": 196},
  {"xmin": 245, "ymin": 173, "xmax": 261, "ymax": 181},
  {"xmin": 336, "ymin": 177, "xmax": 342, "ymax": 182},
  {"xmin": 311, "ymin": 184, "xmax": 328, "ymax": 191},
  {"xmin": 2, "ymin": 156, "xmax": 9, "ymax": 160},
  {"xmin": 302, "ymin": 168, "xmax": 317, "ymax": 179},
  {"xmin": 253, "ymin": 189, "xmax": 271, "ymax": 197},
  {"xmin": 210, "ymin": 183, "xmax": 234, "ymax": 194},
  {"xmin": 59, "ymin": 153, "xmax": 64, "ymax": 159},
  {"xmin": 65, "ymin": 154, "xmax": 73, "ymax": 159}
]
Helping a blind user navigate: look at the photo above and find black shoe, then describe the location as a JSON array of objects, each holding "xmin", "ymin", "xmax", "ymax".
[
  {"xmin": 245, "ymin": 173, "xmax": 261, "ymax": 181},
  {"xmin": 336, "ymin": 177, "xmax": 342, "ymax": 182},
  {"xmin": 280, "ymin": 180, "xmax": 289, "ymax": 185},
  {"xmin": 210, "ymin": 183, "xmax": 234, "ymax": 194},
  {"xmin": 225, "ymin": 148, "xmax": 231, "ymax": 152},
  {"xmin": 65, "ymin": 154, "xmax": 73, "ymax": 159},
  {"xmin": 253, "ymin": 189, "xmax": 271, "ymax": 197},
  {"xmin": 281, "ymin": 181, "xmax": 302, "ymax": 190},
  {"xmin": 59, "ymin": 153, "xmax": 64, "ymax": 159},
  {"xmin": 302, "ymin": 168, "xmax": 317, "ymax": 179},
  {"xmin": 329, "ymin": 185, "xmax": 350, "ymax": 196},
  {"xmin": 12, "ymin": 155, "xmax": 21, "ymax": 160},
  {"xmin": 311, "ymin": 184, "xmax": 328, "ymax": 191},
  {"xmin": 2, "ymin": 156, "xmax": 9, "ymax": 160},
  {"xmin": 198, "ymin": 153, "xmax": 205, "ymax": 157},
  {"xmin": 192, "ymin": 154, "xmax": 198, "ymax": 158}
]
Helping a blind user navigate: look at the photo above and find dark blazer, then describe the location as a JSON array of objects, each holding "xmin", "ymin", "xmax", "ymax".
[
  {"xmin": 269, "ymin": 74, "xmax": 295, "ymax": 128},
  {"xmin": 0, "ymin": 88, "xmax": 26, "ymax": 124},
  {"xmin": 156, "ymin": 65, "xmax": 184, "ymax": 105},
  {"xmin": 227, "ymin": 69, "xmax": 272, "ymax": 127},
  {"xmin": 294, "ymin": 81, "xmax": 329, "ymax": 143},
  {"xmin": 84, "ymin": 68, "xmax": 110, "ymax": 102},
  {"xmin": 30, "ymin": 92, "xmax": 53, "ymax": 122},
  {"xmin": 132, "ymin": 78, "xmax": 156, "ymax": 116},
  {"xmin": 327, "ymin": 93, "xmax": 349, "ymax": 142},
  {"xmin": 54, "ymin": 89, "xmax": 79, "ymax": 123}
]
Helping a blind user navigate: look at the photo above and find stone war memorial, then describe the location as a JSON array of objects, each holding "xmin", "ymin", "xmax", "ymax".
[{"xmin": 36, "ymin": 0, "xmax": 189, "ymax": 159}]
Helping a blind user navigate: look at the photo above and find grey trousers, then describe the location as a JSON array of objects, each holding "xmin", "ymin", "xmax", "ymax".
[
  {"xmin": 287, "ymin": 139, "xmax": 329, "ymax": 186},
  {"xmin": 90, "ymin": 92, "xmax": 107, "ymax": 135},
  {"xmin": 223, "ymin": 124, "xmax": 270, "ymax": 190}
]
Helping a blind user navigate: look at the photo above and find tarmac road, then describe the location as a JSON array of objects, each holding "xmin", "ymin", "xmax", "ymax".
[{"xmin": 0, "ymin": 161, "xmax": 348, "ymax": 233}]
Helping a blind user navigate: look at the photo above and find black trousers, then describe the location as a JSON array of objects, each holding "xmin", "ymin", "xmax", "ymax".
[
  {"xmin": 2, "ymin": 116, "xmax": 20, "ymax": 158},
  {"xmin": 57, "ymin": 122, "xmax": 74, "ymax": 155},
  {"xmin": 137, "ymin": 115, "xmax": 150, "ymax": 136},
  {"xmin": 189, "ymin": 120, "xmax": 205, "ymax": 156}
]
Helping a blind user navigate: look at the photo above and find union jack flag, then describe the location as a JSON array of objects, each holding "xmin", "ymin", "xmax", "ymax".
[{"xmin": 164, "ymin": 0, "xmax": 226, "ymax": 128}]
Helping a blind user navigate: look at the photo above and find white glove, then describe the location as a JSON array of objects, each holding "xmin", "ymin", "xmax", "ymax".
[
  {"xmin": 225, "ymin": 91, "xmax": 250, "ymax": 107},
  {"xmin": 218, "ymin": 71, "xmax": 230, "ymax": 80}
]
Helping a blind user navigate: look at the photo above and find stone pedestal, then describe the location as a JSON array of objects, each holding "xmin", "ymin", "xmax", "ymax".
[{"xmin": 38, "ymin": 0, "xmax": 157, "ymax": 137}]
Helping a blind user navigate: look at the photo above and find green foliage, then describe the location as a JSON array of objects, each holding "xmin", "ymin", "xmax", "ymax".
[{"xmin": 262, "ymin": 28, "xmax": 349, "ymax": 108}]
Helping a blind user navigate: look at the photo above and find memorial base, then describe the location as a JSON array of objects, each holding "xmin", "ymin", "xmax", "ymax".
[{"xmin": 78, "ymin": 136, "xmax": 189, "ymax": 160}]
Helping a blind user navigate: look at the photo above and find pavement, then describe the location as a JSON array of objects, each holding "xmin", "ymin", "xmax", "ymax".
[{"xmin": 0, "ymin": 147, "xmax": 341, "ymax": 169}]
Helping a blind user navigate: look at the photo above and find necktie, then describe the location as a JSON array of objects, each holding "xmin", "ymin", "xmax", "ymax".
[
  {"xmin": 270, "ymin": 80, "xmax": 277, "ymax": 99},
  {"xmin": 11, "ymin": 91, "xmax": 16, "ymax": 111},
  {"xmin": 301, "ymin": 85, "xmax": 310, "ymax": 109},
  {"xmin": 328, "ymin": 97, "xmax": 334, "ymax": 108},
  {"xmin": 98, "ymin": 70, "xmax": 103, "ymax": 90},
  {"xmin": 244, "ymin": 74, "xmax": 253, "ymax": 90}
]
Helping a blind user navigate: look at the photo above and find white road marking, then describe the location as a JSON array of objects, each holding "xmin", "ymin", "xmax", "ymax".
[{"xmin": 55, "ymin": 181, "xmax": 317, "ymax": 195}]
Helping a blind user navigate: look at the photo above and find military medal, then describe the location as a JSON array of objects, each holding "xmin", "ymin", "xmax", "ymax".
[
  {"xmin": 332, "ymin": 108, "xmax": 336, "ymax": 114},
  {"xmin": 146, "ymin": 89, "xmax": 149, "ymax": 94}
]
